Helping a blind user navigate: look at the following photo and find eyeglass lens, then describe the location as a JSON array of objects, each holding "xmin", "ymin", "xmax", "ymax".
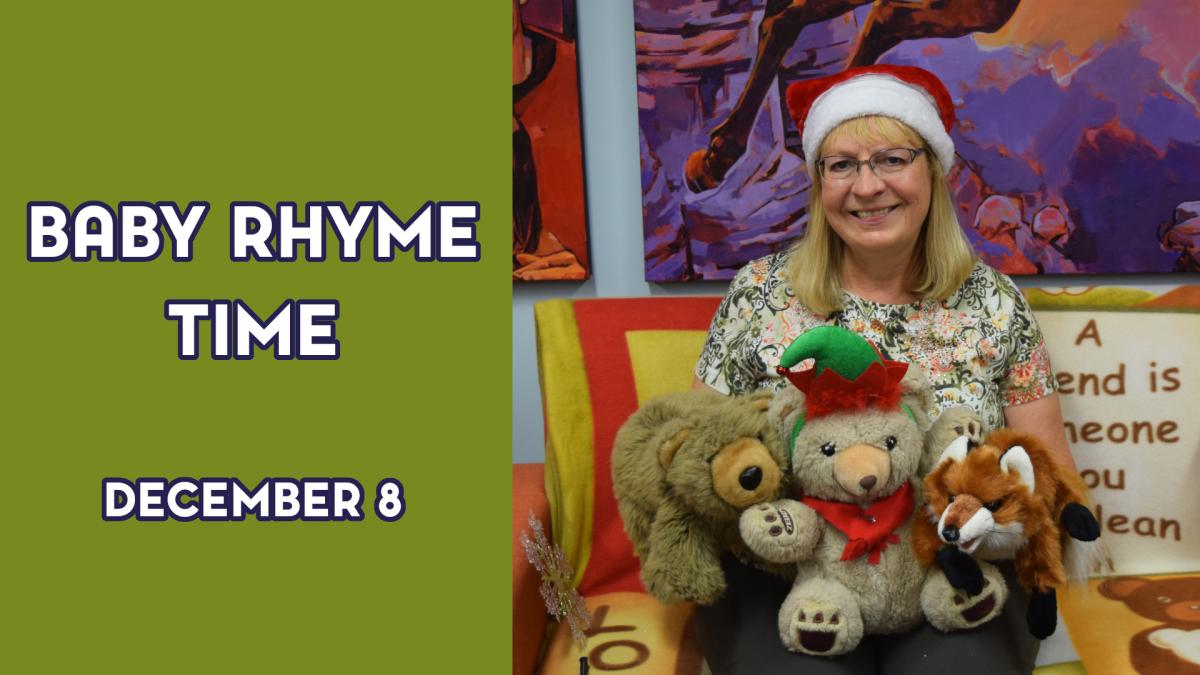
[{"xmin": 819, "ymin": 148, "xmax": 921, "ymax": 180}]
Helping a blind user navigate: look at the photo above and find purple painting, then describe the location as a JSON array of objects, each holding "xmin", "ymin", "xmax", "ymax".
[{"xmin": 636, "ymin": 0, "xmax": 1200, "ymax": 280}]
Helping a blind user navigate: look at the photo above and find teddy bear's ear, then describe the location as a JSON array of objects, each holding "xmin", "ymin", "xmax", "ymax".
[
  {"xmin": 767, "ymin": 388, "xmax": 806, "ymax": 446},
  {"xmin": 615, "ymin": 390, "xmax": 714, "ymax": 472},
  {"xmin": 899, "ymin": 364, "xmax": 935, "ymax": 428},
  {"xmin": 1098, "ymin": 576, "xmax": 1150, "ymax": 601},
  {"xmin": 658, "ymin": 426, "xmax": 692, "ymax": 470},
  {"xmin": 768, "ymin": 388, "xmax": 805, "ymax": 424}
]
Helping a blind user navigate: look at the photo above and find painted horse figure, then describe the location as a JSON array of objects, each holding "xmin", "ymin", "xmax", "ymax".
[{"xmin": 684, "ymin": 0, "xmax": 1021, "ymax": 193}]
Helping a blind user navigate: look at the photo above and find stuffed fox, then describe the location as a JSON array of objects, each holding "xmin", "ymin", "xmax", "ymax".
[{"xmin": 913, "ymin": 428, "xmax": 1109, "ymax": 638}]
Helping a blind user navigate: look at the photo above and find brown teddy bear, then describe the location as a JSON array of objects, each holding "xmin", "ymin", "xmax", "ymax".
[
  {"xmin": 739, "ymin": 326, "xmax": 1008, "ymax": 656},
  {"xmin": 612, "ymin": 388, "xmax": 790, "ymax": 605},
  {"xmin": 1099, "ymin": 575, "xmax": 1200, "ymax": 674}
]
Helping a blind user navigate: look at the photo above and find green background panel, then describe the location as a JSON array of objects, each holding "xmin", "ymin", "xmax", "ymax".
[{"xmin": 1, "ymin": 2, "xmax": 510, "ymax": 671}]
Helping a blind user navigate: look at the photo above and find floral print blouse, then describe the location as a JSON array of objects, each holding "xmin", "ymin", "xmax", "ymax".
[{"xmin": 694, "ymin": 250, "xmax": 1057, "ymax": 431}]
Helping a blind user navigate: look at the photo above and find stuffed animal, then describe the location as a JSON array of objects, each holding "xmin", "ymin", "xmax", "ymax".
[
  {"xmin": 612, "ymin": 388, "xmax": 790, "ymax": 605},
  {"xmin": 1099, "ymin": 575, "xmax": 1200, "ymax": 674},
  {"xmin": 739, "ymin": 326, "xmax": 1008, "ymax": 656},
  {"xmin": 919, "ymin": 405, "xmax": 985, "ymax": 478},
  {"xmin": 915, "ymin": 428, "xmax": 1108, "ymax": 639}
]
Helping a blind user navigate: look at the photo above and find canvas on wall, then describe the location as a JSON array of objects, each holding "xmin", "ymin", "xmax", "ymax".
[
  {"xmin": 635, "ymin": 0, "xmax": 1200, "ymax": 281},
  {"xmin": 514, "ymin": 0, "xmax": 590, "ymax": 281},
  {"xmin": 1036, "ymin": 285, "xmax": 1200, "ymax": 675}
]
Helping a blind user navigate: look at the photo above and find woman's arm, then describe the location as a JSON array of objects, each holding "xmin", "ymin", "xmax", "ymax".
[
  {"xmin": 692, "ymin": 374, "xmax": 721, "ymax": 393},
  {"xmin": 1003, "ymin": 392, "xmax": 1078, "ymax": 474}
]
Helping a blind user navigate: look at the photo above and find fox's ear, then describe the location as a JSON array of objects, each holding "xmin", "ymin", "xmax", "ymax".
[
  {"xmin": 935, "ymin": 434, "xmax": 971, "ymax": 467},
  {"xmin": 1000, "ymin": 445, "xmax": 1036, "ymax": 491}
]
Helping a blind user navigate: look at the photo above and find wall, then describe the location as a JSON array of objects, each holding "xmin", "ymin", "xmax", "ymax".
[{"xmin": 511, "ymin": 0, "xmax": 1191, "ymax": 464}]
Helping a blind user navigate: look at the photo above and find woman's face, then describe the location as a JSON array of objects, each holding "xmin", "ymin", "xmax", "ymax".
[{"xmin": 818, "ymin": 131, "xmax": 933, "ymax": 263}]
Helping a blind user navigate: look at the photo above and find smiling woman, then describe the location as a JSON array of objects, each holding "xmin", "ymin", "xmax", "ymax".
[
  {"xmin": 817, "ymin": 131, "xmax": 932, "ymax": 298},
  {"xmin": 691, "ymin": 64, "xmax": 1079, "ymax": 675},
  {"xmin": 791, "ymin": 113, "xmax": 974, "ymax": 316}
]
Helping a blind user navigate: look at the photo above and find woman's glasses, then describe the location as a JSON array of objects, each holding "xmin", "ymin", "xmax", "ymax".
[{"xmin": 817, "ymin": 148, "xmax": 925, "ymax": 182}]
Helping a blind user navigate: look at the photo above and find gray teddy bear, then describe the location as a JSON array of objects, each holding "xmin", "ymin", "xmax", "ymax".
[{"xmin": 739, "ymin": 326, "xmax": 1006, "ymax": 656}]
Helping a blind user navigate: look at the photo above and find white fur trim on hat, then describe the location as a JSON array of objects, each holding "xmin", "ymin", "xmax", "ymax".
[{"xmin": 802, "ymin": 74, "xmax": 955, "ymax": 176}]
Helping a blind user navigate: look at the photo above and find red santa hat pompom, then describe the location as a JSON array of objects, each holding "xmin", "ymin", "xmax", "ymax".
[{"xmin": 786, "ymin": 65, "xmax": 956, "ymax": 176}]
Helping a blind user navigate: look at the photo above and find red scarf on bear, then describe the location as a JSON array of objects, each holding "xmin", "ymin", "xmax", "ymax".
[{"xmin": 801, "ymin": 482, "xmax": 913, "ymax": 564}]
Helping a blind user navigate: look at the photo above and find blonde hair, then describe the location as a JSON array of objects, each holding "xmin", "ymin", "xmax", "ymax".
[{"xmin": 788, "ymin": 115, "xmax": 975, "ymax": 315}]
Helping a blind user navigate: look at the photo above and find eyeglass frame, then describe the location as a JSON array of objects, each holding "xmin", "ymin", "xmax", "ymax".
[{"xmin": 815, "ymin": 147, "xmax": 926, "ymax": 182}]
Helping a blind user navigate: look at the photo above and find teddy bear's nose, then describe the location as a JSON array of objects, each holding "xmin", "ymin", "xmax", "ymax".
[
  {"xmin": 942, "ymin": 526, "xmax": 960, "ymax": 542},
  {"xmin": 859, "ymin": 475, "xmax": 877, "ymax": 490},
  {"xmin": 739, "ymin": 466, "xmax": 763, "ymax": 491}
]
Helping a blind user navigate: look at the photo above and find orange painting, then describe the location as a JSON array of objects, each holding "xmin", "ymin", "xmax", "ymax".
[{"xmin": 513, "ymin": 0, "xmax": 590, "ymax": 281}]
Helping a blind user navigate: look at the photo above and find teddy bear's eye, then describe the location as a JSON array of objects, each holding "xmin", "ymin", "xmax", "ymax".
[
  {"xmin": 1158, "ymin": 596, "xmax": 1172, "ymax": 603},
  {"xmin": 884, "ymin": 436, "xmax": 897, "ymax": 451},
  {"xmin": 984, "ymin": 499, "xmax": 1004, "ymax": 511},
  {"xmin": 948, "ymin": 494, "xmax": 956, "ymax": 503},
  {"xmin": 820, "ymin": 442, "xmax": 836, "ymax": 457}
]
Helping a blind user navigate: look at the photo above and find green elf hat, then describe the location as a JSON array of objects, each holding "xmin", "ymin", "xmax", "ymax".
[{"xmin": 775, "ymin": 325, "xmax": 911, "ymax": 422}]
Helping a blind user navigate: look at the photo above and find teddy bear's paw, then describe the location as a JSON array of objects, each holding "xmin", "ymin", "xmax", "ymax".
[
  {"xmin": 739, "ymin": 500, "xmax": 820, "ymax": 563},
  {"xmin": 778, "ymin": 591, "xmax": 863, "ymax": 656},
  {"xmin": 922, "ymin": 407, "xmax": 986, "ymax": 475},
  {"xmin": 922, "ymin": 560, "xmax": 1008, "ymax": 632},
  {"xmin": 932, "ymin": 407, "xmax": 984, "ymax": 448}
]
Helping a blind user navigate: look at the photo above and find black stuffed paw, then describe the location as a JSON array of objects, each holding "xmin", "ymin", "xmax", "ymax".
[
  {"xmin": 1061, "ymin": 502, "xmax": 1101, "ymax": 541},
  {"xmin": 1027, "ymin": 589, "xmax": 1058, "ymax": 639},
  {"xmin": 935, "ymin": 546, "xmax": 984, "ymax": 596}
]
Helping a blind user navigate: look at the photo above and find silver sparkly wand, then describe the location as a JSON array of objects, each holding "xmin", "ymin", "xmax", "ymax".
[{"xmin": 520, "ymin": 511, "xmax": 592, "ymax": 664}]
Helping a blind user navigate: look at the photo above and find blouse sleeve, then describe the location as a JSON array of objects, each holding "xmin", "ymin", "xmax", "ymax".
[
  {"xmin": 694, "ymin": 263, "xmax": 767, "ymax": 396},
  {"xmin": 995, "ymin": 272, "xmax": 1058, "ymax": 407}
]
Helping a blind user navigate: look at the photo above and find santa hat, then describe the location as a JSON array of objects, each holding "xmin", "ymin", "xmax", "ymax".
[
  {"xmin": 776, "ymin": 326, "xmax": 910, "ymax": 430},
  {"xmin": 786, "ymin": 65, "xmax": 956, "ymax": 176}
]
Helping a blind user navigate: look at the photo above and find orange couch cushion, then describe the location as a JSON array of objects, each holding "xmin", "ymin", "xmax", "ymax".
[{"xmin": 536, "ymin": 592, "xmax": 703, "ymax": 675}]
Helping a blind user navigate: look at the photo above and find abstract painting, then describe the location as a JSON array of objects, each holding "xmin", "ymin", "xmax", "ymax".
[
  {"xmin": 635, "ymin": 0, "xmax": 1200, "ymax": 280},
  {"xmin": 514, "ymin": 0, "xmax": 590, "ymax": 281}
]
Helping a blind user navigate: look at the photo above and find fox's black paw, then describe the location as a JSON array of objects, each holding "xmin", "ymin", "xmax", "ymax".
[
  {"xmin": 936, "ymin": 546, "xmax": 984, "ymax": 596},
  {"xmin": 1027, "ymin": 589, "xmax": 1058, "ymax": 639},
  {"xmin": 1061, "ymin": 502, "xmax": 1100, "ymax": 541}
]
